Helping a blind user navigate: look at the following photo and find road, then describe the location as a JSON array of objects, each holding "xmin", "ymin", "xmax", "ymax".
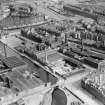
[{"xmin": 3, "ymin": 20, "xmax": 52, "ymax": 30}]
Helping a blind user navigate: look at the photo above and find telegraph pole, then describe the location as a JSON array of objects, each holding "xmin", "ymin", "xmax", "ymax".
[
  {"xmin": 45, "ymin": 47, "xmax": 50, "ymax": 83},
  {"xmin": 4, "ymin": 43, "xmax": 7, "ymax": 58},
  {"xmin": 45, "ymin": 47, "xmax": 48, "ymax": 63}
]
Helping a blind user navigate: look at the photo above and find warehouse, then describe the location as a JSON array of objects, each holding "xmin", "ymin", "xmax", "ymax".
[{"xmin": 63, "ymin": 4, "xmax": 97, "ymax": 20}]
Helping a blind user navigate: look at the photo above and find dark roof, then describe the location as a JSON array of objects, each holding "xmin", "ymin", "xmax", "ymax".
[
  {"xmin": 85, "ymin": 57, "xmax": 100, "ymax": 64},
  {"xmin": 39, "ymin": 25, "xmax": 61, "ymax": 36},
  {"xmin": 52, "ymin": 88, "xmax": 67, "ymax": 105},
  {"xmin": 63, "ymin": 4, "xmax": 97, "ymax": 20},
  {"xmin": 2, "ymin": 56, "xmax": 26, "ymax": 68}
]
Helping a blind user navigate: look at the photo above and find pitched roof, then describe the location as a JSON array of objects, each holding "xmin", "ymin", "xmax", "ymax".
[{"xmin": 2, "ymin": 56, "xmax": 26, "ymax": 68}]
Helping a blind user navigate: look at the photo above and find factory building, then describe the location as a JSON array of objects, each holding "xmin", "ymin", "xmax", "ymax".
[
  {"xmin": 63, "ymin": 4, "xmax": 98, "ymax": 20},
  {"xmin": 9, "ymin": 3, "xmax": 34, "ymax": 17},
  {"xmin": 81, "ymin": 70, "xmax": 105, "ymax": 104}
]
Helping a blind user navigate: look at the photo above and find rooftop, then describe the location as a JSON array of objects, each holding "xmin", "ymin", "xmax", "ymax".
[
  {"xmin": 0, "ymin": 57, "xmax": 45, "ymax": 98},
  {"xmin": 2, "ymin": 56, "xmax": 26, "ymax": 69},
  {"xmin": 83, "ymin": 71, "xmax": 105, "ymax": 93}
]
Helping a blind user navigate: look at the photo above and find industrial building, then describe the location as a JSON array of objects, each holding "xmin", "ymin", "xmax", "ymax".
[
  {"xmin": 63, "ymin": 4, "xmax": 98, "ymax": 20},
  {"xmin": 81, "ymin": 70, "xmax": 105, "ymax": 104},
  {"xmin": 9, "ymin": 3, "xmax": 34, "ymax": 17},
  {"xmin": 1, "ymin": 0, "xmax": 105, "ymax": 105}
]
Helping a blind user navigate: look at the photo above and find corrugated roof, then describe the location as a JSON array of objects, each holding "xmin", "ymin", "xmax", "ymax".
[{"xmin": 2, "ymin": 56, "xmax": 26, "ymax": 68}]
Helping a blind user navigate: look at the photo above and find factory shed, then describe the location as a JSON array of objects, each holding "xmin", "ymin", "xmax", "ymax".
[
  {"xmin": 2, "ymin": 56, "xmax": 27, "ymax": 71},
  {"xmin": 38, "ymin": 25, "xmax": 61, "ymax": 36},
  {"xmin": 63, "ymin": 4, "xmax": 97, "ymax": 20}
]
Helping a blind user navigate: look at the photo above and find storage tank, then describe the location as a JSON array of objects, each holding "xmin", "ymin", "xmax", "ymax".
[
  {"xmin": 51, "ymin": 87, "xmax": 67, "ymax": 105},
  {"xmin": 42, "ymin": 86, "xmax": 70, "ymax": 105}
]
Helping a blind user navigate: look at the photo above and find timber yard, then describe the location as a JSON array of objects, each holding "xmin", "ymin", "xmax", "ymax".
[{"xmin": 1, "ymin": 0, "xmax": 105, "ymax": 105}]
